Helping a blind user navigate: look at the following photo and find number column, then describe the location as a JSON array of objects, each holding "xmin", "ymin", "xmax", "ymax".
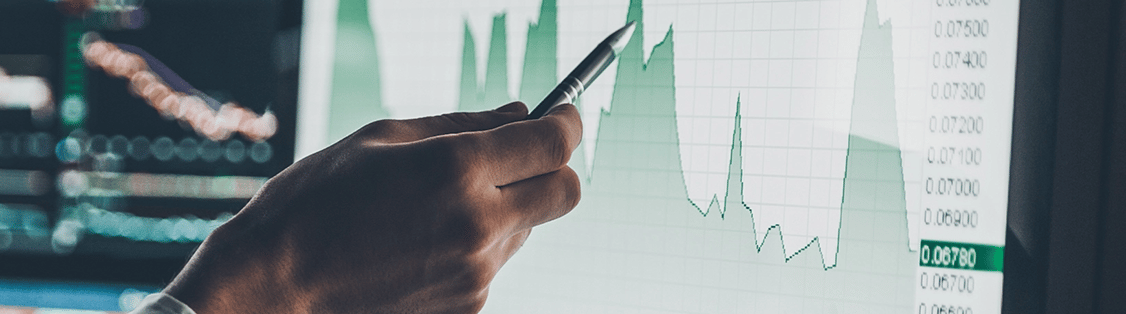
[{"xmin": 916, "ymin": 0, "xmax": 1019, "ymax": 313}]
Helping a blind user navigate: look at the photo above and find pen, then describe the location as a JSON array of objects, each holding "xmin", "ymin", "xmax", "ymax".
[{"xmin": 526, "ymin": 21, "xmax": 636, "ymax": 119}]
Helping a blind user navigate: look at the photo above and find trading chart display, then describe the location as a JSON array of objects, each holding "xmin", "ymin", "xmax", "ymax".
[
  {"xmin": 301, "ymin": 0, "xmax": 1018, "ymax": 313},
  {"xmin": 0, "ymin": 1, "xmax": 300, "ymax": 309}
]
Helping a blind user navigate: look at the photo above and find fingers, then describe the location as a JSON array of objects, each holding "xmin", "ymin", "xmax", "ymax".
[
  {"xmin": 473, "ymin": 104, "xmax": 582, "ymax": 186},
  {"xmin": 498, "ymin": 166, "xmax": 581, "ymax": 230},
  {"xmin": 356, "ymin": 102, "xmax": 527, "ymax": 144}
]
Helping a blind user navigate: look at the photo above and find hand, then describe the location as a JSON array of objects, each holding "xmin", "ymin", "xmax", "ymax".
[{"xmin": 162, "ymin": 102, "xmax": 583, "ymax": 313}]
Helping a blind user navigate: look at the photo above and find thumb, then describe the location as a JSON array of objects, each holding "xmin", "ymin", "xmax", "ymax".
[{"xmin": 354, "ymin": 102, "xmax": 528, "ymax": 144}]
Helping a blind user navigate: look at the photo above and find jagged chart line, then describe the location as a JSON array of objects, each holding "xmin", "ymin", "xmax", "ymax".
[
  {"xmin": 464, "ymin": 1, "xmax": 919, "ymax": 311},
  {"xmin": 584, "ymin": 0, "xmax": 911, "ymax": 271},
  {"xmin": 456, "ymin": 0, "xmax": 588, "ymax": 176},
  {"xmin": 708, "ymin": 96, "xmax": 845, "ymax": 270},
  {"xmin": 356, "ymin": 0, "xmax": 913, "ymax": 278}
]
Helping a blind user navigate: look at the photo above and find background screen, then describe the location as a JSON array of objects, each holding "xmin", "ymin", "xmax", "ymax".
[
  {"xmin": 298, "ymin": 0, "xmax": 1017, "ymax": 313},
  {"xmin": 0, "ymin": 0, "xmax": 301, "ymax": 311}
]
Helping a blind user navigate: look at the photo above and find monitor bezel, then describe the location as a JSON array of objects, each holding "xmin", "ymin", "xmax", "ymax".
[{"xmin": 1000, "ymin": 0, "xmax": 1059, "ymax": 312}]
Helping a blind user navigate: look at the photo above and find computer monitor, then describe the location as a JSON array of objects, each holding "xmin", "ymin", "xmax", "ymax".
[
  {"xmin": 0, "ymin": 0, "xmax": 301, "ymax": 311},
  {"xmin": 298, "ymin": 0, "xmax": 1041, "ymax": 313},
  {"xmin": 0, "ymin": 0, "xmax": 1067, "ymax": 313}
]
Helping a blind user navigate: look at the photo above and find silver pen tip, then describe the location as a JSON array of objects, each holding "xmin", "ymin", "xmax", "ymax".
[{"xmin": 607, "ymin": 21, "xmax": 637, "ymax": 55}]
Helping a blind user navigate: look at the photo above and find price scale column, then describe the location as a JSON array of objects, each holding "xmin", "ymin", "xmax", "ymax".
[{"xmin": 916, "ymin": 0, "xmax": 1021, "ymax": 313}]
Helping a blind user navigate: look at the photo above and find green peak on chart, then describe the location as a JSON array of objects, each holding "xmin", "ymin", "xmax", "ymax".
[
  {"xmin": 328, "ymin": 0, "xmax": 389, "ymax": 144},
  {"xmin": 454, "ymin": 0, "xmax": 587, "ymax": 176},
  {"xmin": 458, "ymin": 0, "xmax": 559, "ymax": 113},
  {"xmin": 584, "ymin": 0, "xmax": 912, "ymax": 271}
]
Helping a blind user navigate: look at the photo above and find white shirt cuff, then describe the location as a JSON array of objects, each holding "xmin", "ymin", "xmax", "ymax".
[{"xmin": 129, "ymin": 293, "xmax": 197, "ymax": 314}]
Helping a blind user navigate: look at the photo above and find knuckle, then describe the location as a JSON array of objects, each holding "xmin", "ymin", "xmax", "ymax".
[
  {"xmin": 355, "ymin": 119, "xmax": 399, "ymax": 138},
  {"xmin": 540, "ymin": 121, "xmax": 572, "ymax": 169},
  {"xmin": 438, "ymin": 112, "xmax": 483, "ymax": 130},
  {"xmin": 557, "ymin": 104, "xmax": 583, "ymax": 128},
  {"xmin": 560, "ymin": 167, "xmax": 583, "ymax": 210}
]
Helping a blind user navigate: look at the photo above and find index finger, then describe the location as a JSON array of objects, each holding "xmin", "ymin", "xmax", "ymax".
[{"xmin": 475, "ymin": 104, "xmax": 582, "ymax": 186}]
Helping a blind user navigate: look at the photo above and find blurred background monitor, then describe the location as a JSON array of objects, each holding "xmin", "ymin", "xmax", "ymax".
[{"xmin": 0, "ymin": 0, "xmax": 301, "ymax": 311}]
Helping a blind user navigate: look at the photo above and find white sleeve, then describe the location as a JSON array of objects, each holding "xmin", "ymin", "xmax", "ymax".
[{"xmin": 129, "ymin": 293, "xmax": 197, "ymax": 314}]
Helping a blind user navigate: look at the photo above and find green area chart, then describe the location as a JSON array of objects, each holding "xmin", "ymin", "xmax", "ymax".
[
  {"xmin": 588, "ymin": 0, "xmax": 914, "ymax": 272},
  {"xmin": 347, "ymin": 0, "xmax": 916, "ymax": 269},
  {"xmin": 455, "ymin": 0, "xmax": 589, "ymax": 177},
  {"xmin": 327, "ymin": 0, "xmax": 390, "ymax": 144},
  {"xmin": 537, "ymin": 0, "xmax": 917, "ymax": 310},
  {"xmin": 464, "ymin": 0, "xmax": 922, "ymax": 309},
  {"xmin": 327, "ymin": 0, "xmax": 1001, "ymax": 310}
]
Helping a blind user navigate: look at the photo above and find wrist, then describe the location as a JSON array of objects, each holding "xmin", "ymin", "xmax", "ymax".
[{"xmin": 163, "ymin": 217, "xmax": 306, "ymax": 313}]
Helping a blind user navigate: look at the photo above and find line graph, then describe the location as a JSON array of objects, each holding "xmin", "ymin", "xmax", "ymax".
[
  {"xmin": 456, "ymin": 0, "xmax": 558, "ymax": 112},
  {"xmin": 485, "ymin": 0, "xmax": 916, "ymax": 312},
  {"xmin": 455, "ymin": 0, "xmax": 589, "ymax": 176},
  {"xmin": 81, "ymin": 36, "xmax": 278, "ymax": 142},
  {"xmin": 310, "ymin": 0, "xmax": 1021, "ymax": 311},
  {"xmin": 349, "ymin": 0, "xmax": 913, "ymax": 270},
  {"xmin": 552, "ymin": 0, "xmax": 911, "ymax": 269}
]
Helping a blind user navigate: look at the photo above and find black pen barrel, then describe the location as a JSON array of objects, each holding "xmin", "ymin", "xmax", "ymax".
[{"xmin": 528, "ymin": 45, "xmax": 615, "ymax": 119}]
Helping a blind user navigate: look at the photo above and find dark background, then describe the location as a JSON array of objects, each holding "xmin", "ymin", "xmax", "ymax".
[
  {"xmin": 1004, "ymin": 0, "xmax": 1125, "ymax": 313},
  {"xmin": 0, "ymin": 0, "xmax": 302, "ymax": 285}
]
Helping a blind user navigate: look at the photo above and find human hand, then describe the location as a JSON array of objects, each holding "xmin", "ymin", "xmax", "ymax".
[{"xmin": 162, "ymin": 102, "xmax": 582, "ymax": 313}]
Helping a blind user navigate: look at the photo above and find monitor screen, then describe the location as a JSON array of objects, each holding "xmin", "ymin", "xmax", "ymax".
[
  {"xmin": 0, "ymin": 0, "xmax": 1019, "ymax": 312},
  {"xmin": 299, "ymin": 0, "xmax": 1017, "ymax": 313},
  {"xmin": 0, "ymin": 0, "xmax": 301, "ymax": 311}
]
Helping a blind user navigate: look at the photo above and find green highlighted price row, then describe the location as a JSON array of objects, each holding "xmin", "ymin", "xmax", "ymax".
[{"xmin": 919, "ymin": 239, "xmax": 1004, "ymax": 272}]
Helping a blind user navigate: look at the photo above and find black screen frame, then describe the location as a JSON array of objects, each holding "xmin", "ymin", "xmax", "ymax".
[
  {"xmin": 1001, "ymin": 0, "xmax": 1060, "ymax": 312},
  {"xmin": 1003, "ymin": 0, "xmax": 1125, "ymax": 313}
]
